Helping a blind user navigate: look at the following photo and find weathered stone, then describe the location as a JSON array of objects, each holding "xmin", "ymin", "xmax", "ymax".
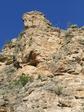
[{"xmin": 0, "ymin": 11, "xmax": 84, "ymax": 112}]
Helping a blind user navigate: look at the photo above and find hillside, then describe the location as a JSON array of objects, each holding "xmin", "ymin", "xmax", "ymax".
[{"xmin": 0, "ymin": 11, "xmax": 84, "ymax": 112}]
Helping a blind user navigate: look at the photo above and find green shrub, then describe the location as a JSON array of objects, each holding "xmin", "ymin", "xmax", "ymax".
[
  {"xmin": 69, "ymin": 24, "xmax": 78, "ymax": 28},
  {"xmin": 15, "ymin": 73, "xmax": 32, "ymax": 87},
  {"xmin": 55, "ymin": 85, "xmax": 63, "ymax": 96},
  {"xmin": 46, "ymin": 84, "xmax": 63, "ymax": 96}
]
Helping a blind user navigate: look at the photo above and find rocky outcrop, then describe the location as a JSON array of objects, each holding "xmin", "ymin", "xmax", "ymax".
[{"xmin": 0, "ymin": 11, "xmax": 84, "ymax": 112}]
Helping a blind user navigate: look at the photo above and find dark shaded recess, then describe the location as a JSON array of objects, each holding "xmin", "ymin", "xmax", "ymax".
[
  {"xmin": 27, "ymin": 50, "xmax": 39, "ymax": 67},
  {"xmin": 13, "ymin": 56, "xmax": 22, "ymax": 69}
]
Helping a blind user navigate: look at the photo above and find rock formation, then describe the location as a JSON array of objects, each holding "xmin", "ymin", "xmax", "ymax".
[{"xmin": 0, "ymin": 11, "xmax": 84, "ymax": 112}]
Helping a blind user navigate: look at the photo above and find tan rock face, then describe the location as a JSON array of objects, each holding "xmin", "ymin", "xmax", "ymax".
[
  {"xmin": 23, "ymin": 11, "xmax": 52, "ymax": 30},
  {"xmin": 1, "ymin": 11, "xmax": 84, "ymax": 112}
]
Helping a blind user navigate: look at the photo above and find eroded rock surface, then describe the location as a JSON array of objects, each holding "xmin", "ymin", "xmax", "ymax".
[{"xmin": 0, "ymin": 11, "xmax": 84, "ymax": 112}]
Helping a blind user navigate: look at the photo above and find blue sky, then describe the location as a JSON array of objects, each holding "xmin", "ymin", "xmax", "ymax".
[{"xmin": 0, "ymin": 0, "xmax": 84, "ymax": 48}]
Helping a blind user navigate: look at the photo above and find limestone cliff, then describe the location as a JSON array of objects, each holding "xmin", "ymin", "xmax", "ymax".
[{"xmin": 0, "ymin": 11, "xmax": 84, "ymax": 112}]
